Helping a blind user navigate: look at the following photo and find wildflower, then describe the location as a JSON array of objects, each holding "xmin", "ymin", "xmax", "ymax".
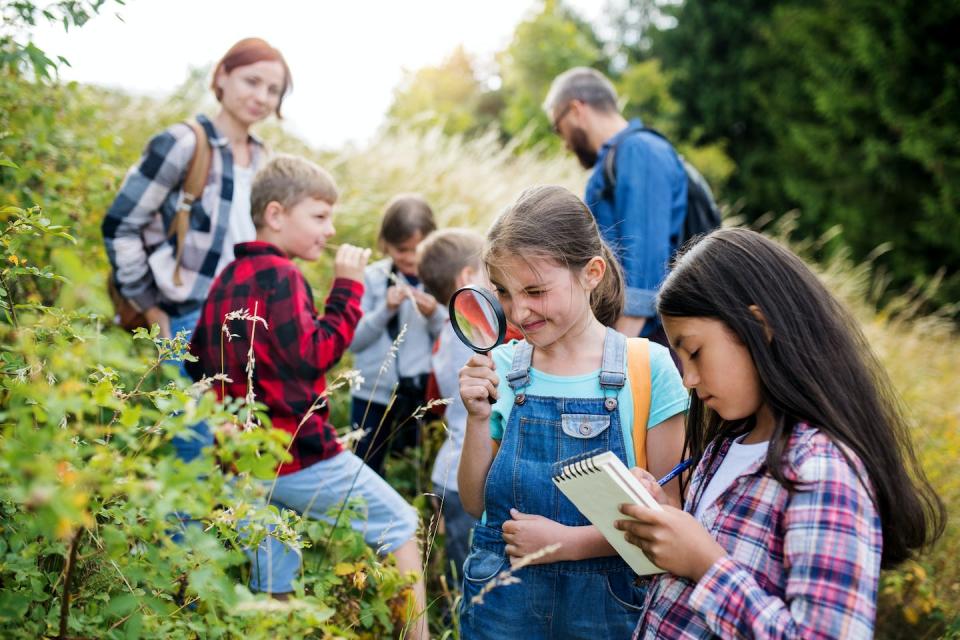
[
  {"xmin": 189, "ymin": 373, "xmax": 233, "ymax": 395},
  {"xmin": 337, "ymin": 426, "xmax": 369, "ymax": 450}
]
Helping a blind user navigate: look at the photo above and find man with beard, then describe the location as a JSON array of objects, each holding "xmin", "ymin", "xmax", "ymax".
[{"xmin": 543, "ymin": 68, "xmax": 687, "ymax": 347}]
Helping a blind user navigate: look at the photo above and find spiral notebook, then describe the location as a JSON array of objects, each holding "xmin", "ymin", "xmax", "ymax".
[{"xmin": 552, "ymin": 450, "xmax": 665, "ymax": 576}]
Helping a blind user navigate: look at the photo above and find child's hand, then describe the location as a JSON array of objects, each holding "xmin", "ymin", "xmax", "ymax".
[
  {"xmin": 629, "ymin": 467, "xmax": 677, "ymax": 508},
  {"xmin": 385, "ymin": 285, "xmax": 406, "ymax": 311},
  {"xmin": 459, "ymin": 353, "xmax": 498, "ymax": 419},
  {"xmin": 411, "ymin": 288, "xmax": 438, "ymax": 316},
  {"xmin": 334, "ymin": 245, "xmax": 371, "ymax": 282},
  {"xmin": 615, "ymin": 504, "xmax": 726, "ymax": 581},
  {"xmin": 502, "ymin": 509, "xmax": 568, "ymax": 565}
]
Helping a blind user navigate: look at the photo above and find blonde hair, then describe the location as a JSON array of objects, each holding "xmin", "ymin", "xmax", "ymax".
[
  {"xmin": 251, "ymin": 154, "xmax": 338, "ymax": 227},
  {"xmin": 484, "ymin": 185, "xmax": 624, "ymax": 327},
  {"xmin": 417, "ymin": 228, "xmax": 485, "ymax": 304}
]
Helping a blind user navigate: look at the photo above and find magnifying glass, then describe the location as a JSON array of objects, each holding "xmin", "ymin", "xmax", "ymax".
[{"xmin": 448, "ymin": 285, "xmax": 507, "ymax": 354}]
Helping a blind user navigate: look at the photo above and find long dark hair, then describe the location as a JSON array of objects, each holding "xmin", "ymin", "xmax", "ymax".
[
  {"xmin": 658, "ymin": 227, "xmax": 944, "ymax": 567},
  {"xmin": 484, "ymin": 185, "xmax": 624, "ymax": 326}
]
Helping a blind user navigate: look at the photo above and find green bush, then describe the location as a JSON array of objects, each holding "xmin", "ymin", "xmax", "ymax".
[{"xmin": 1, "ymin": 12, "xmax": 957, "ymax": 636}]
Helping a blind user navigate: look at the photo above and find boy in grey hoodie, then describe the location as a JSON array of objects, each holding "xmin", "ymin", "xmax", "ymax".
[{"xmin": 349, "ymin": 194, "xmax": 446, "ymax": 475}]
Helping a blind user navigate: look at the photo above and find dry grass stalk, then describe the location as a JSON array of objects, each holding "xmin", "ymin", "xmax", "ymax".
[{"xmin": 469, "ymin": 543, "xmax": 562, "ymax": 607}]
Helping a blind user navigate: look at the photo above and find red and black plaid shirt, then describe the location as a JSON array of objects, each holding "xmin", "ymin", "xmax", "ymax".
[{"xmin": 187, "ymin": 241, "xmax": 363, "ymax": 475}]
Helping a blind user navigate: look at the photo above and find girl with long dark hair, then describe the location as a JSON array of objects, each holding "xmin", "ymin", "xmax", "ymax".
[{"xmin": 617, "ymin": 227, "xmax": 945, "ymax": 638}]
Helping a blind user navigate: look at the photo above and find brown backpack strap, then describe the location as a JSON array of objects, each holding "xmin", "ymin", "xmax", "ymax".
[{"xmin": 168, "ymin": 120, "xmax": 212, "ymax": 286}]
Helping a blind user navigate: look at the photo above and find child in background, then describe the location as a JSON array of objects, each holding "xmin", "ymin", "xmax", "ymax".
[
  {"xmin": 187, "ymin": 156, "xmax": 429, "ymax": 639},
  {"xmin": 616, "ymin": 228, "xmax": 945, "ymax": 639},
  {"xmin": 350, "ymin": 194, "xmax": 446, "ymax": 475},
  {"xmin": 416, "ymin": 228, "xmax": 487, "ymax": 587},
  {"xmin": 456, "ymin": 186, "xmax": 689, "ymax": 639}
]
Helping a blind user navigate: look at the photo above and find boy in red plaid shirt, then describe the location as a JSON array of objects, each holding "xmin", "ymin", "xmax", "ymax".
[{"xmin": 187, "ymin": 155, "xmax": 428, "ymax": 639}]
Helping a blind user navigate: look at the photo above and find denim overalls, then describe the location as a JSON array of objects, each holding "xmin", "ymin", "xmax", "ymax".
[{"xmin": 459, "ymin": 329, "xmax": 646, "ymax": 640}]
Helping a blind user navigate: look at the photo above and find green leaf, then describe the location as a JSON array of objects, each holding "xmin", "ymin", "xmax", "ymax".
[
  {"xmin": 0, "ymin": 159, "xmax": 18, "ymax": 169},
  {"xmin": 104, "ymin": 592, "xmax": 140, "ymax": 618},
  {"xmin": 0, "ymin": 591, "xmax": 30, "ymax": 620}
]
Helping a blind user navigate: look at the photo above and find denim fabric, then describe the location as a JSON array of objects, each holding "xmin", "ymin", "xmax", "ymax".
[
  {"xmin": 459, "ymin": 329, "xmax": 646, "ymax": 639},
  {"xmin": 584, "ymin": 119, "xmax": 687, "ymax": 320},
  {"xmin": 169, "ymin": 308, "xmax": 213, "ymax": 462},
  {"xmin": 247, "ymin": 450, "xmax": 420, "ymax": 593}
]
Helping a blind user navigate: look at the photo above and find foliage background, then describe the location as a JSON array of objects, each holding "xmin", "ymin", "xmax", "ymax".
[{"xmin": 1, "ymin": 0, "xmax": 958, "ymax": 638}]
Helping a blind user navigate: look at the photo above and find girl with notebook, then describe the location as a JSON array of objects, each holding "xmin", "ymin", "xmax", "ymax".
[
  {"xmin": 456, "ymin": 185, "xmax": 688, "ymax": 639},
  {"xmin": 616, "ymin": 228, "xmax": 945, "ymax": 638}
]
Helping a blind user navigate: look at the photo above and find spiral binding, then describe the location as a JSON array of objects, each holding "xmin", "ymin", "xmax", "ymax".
[{"xmin": 551, "ymin": 448, "xmax": 607, "ymax": 481}]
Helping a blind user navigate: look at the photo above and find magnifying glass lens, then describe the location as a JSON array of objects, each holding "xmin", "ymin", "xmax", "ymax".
[{"xmin": 449, "ymin": 287, "xmax": 506, "ymax": 353}]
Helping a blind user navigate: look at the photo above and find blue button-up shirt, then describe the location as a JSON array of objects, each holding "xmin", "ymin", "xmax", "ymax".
[{"xmin": 584, "ymin": 119, "xmax": 687, "ymax": 323}]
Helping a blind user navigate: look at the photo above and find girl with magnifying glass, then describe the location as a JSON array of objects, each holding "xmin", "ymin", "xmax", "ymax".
[{"xmin": 456, "ymin": 186, "xmax": 689, "ymax": 639}]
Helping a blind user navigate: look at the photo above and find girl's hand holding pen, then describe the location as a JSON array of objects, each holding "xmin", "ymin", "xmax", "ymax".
[
  {"xmin": 459, "ymin": 353, "xmax": 499, "ymax": 419},
  {"xmin": 614, "ymin": 504, "xmax": 726, "ymax": 582},
  {"xmin": 628, "ymin": 468, "xmax": 676, "ymax": 508}
]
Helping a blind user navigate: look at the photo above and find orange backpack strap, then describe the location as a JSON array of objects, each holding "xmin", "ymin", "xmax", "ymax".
[
  {"xmin": 627, "ymin": 337, "xmax": 652, "ymax": 470},
  {"xmin": 168, "ymin": 120, "xmax": 211, "ymax": 286}
]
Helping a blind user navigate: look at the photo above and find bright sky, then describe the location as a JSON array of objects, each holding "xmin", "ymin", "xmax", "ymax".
[{"xmin": 30, "ymin": 0, "xmax": 604, "ymax": 150}]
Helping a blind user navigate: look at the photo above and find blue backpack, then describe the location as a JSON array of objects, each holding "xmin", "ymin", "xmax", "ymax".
[{"xmin": 602, "ymin": 127, "xmax": 721, "ymax": 249}]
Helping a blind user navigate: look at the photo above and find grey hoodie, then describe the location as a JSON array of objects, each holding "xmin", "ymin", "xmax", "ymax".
[{"xmin": 349, "ymin": 258, "xmax": 447, "ymax": 406}]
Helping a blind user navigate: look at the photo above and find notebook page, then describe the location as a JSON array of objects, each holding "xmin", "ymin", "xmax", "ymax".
[{"xmin": 553, "ymin": 451, "xmax": 664, "ymax": 576}]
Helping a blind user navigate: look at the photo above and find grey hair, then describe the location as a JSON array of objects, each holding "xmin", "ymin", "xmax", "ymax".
[{"xmin": 543, "ymin": 67, "xmax": 619, "ymax": 116}]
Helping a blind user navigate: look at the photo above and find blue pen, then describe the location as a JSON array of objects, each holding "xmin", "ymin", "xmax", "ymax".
[{"xmin": 657, "ymin": 458, "xmax": 694, "ymax": 486}]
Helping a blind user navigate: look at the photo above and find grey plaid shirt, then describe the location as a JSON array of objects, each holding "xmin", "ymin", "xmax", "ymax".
[{"xmin": 102, "ymin": 114, "xmax": 266, "ymax": 317}]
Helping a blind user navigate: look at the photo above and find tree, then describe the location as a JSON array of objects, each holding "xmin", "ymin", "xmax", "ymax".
[
  {"xmin": 386, "ymin": 46, "xmax": 501, "ymax": 137},
  {"xmin": 497, "ymin": 0, "xmax": 607, "ymax": 149},
  {"xmin": 655, "ymin": 0, "xmax": 960, "ymax": 309}
]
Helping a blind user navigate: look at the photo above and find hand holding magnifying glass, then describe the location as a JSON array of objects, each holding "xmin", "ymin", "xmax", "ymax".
[{"xmin": 448, "ymin": 286, "xmax": 508, "ymax": 406}]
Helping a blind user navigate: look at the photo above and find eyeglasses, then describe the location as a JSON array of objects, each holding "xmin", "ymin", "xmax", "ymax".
[{"xmin": 551, "ymin": 103, "xmax": 573, "ymax": 135}]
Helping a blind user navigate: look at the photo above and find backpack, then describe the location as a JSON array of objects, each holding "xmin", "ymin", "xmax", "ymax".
[{"xmin": 602, "ymin": 127, "xmax": 721, "ymax": 249}]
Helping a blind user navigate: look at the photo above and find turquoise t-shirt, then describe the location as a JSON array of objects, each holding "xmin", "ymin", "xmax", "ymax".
[{"xmin": 489, "ymin": 339, "xmax": 689, "ymax": 467}]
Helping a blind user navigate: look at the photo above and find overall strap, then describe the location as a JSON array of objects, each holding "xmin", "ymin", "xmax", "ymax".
[
  {"xmin": 626, "ymin": 337, "xmax": 652, "ymax": 469},
  {"xmin": 598, "ymin": 328, "xmax": 627, "ymax": 390},
  {"xmin": 505, "ymin": 341, "xmax": 534, "ymax": 390}
]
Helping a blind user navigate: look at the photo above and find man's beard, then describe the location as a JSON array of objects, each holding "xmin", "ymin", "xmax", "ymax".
[{"xmin": 570, "ymin": 126, "xmax": 598, "ymax": 169}]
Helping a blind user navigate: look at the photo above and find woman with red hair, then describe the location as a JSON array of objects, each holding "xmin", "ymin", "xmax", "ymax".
[
  {"xmin": 101, "ymin": 39, "xmax": 304, "ymax": 601},
  {"xmin": 102, "ymin": 37, "xmax": 291, "ymax": 460}
]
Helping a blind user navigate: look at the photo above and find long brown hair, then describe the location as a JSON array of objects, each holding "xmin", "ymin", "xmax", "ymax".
[
  {"xmin": 658, "ymin": 227, "xmax": 945, "ymax": 567},
  {"xmin": 484, "ymin": 185, "xmax": 624, "ymax": 327},
  {"xmin": 212, "ymin": 37, "xmax": 292, "ymax": 117}
]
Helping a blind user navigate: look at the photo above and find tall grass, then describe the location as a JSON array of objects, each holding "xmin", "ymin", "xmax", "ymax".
[
  {"xmin": 320, "ymin": 127, "xmax": 960, "ymax": 634},
  {"xmin": 27, "ymin": 76, "xmax": 957, "ymax": 634}
]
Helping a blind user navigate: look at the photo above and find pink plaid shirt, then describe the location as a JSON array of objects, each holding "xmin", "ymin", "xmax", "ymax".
[{"xmin": 635, "ymin": 422, "xmax": 882, "ymax": 639}]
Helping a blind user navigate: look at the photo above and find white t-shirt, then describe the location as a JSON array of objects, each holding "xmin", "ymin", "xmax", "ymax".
[
  {"xmin": 693, "ymin": 434, "xmax": 769, "ymax": 520},
  {"xmin": 224, "ymin": 164, "xmax": 256, "ymax": 261}
]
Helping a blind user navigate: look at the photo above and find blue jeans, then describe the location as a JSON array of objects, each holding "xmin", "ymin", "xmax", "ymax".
[
  {"xmin": 168, "ymin": 308, "xmax": 213, "ymax": 462},
  {"xmin": 247, "ymin": 451, "xmax": 419, "ymax": 593},
  {"xmin": 458, "ymin": 330, "xmax": 646, "ymax": 639}
]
